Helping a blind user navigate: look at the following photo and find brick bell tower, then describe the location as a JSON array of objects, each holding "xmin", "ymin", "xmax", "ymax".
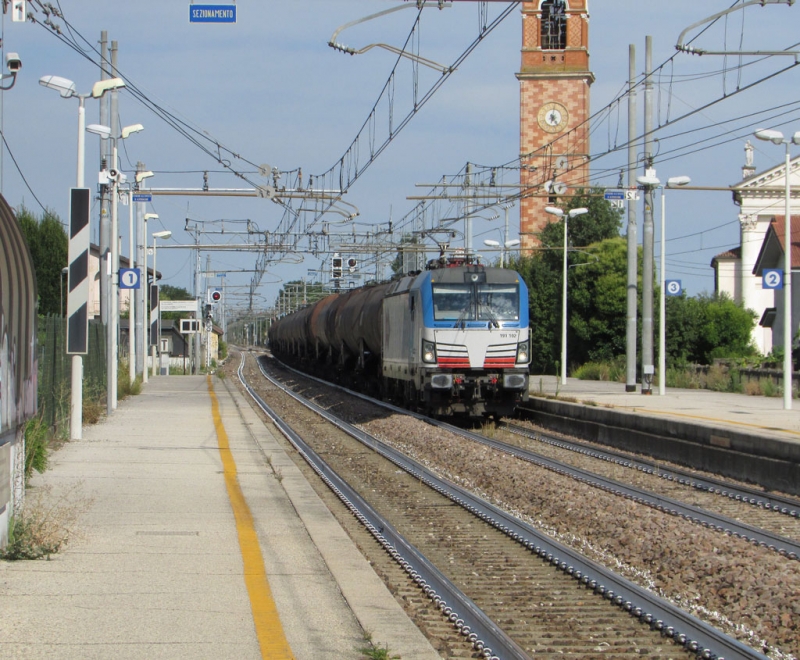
[{"xmin": 517, "ymin": 0, "xmax": 593, "ymax": 250}]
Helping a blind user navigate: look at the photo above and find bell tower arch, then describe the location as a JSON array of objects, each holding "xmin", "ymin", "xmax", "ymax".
[{"xmin": 517, "ymin": 0, "xmax": 593, "ymax": 250}]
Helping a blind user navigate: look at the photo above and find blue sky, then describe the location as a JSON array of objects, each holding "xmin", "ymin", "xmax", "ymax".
[{"xmin": 2, "ymin": 1, "xmax": 800, "ymax": 311}]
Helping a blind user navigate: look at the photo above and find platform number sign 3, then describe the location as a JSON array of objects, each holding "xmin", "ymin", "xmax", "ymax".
[
  {"xmin": 762, "ymin": 269, "xmax": 783, "ymax": 290},
  {"xmin": 665, "ymin": 280, "xmax": 682, "ymax": 297}
]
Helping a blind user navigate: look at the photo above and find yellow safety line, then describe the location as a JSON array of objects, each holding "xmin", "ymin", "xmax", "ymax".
[
  {"xmin": 624, "ymin": 406, "xmax": 800, "ymax": 438},
  {"xmin": 207, "ymin": 376, "xmax": 295, "ymax": 660}
]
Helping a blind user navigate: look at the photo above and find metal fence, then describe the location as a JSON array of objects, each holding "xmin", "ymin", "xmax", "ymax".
[{"xmin": 37, "ymin": 315, "xmax": 106, "ymax": 433}]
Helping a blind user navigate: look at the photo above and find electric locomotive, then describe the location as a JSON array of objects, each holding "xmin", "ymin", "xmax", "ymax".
[
  {"xmin": 381, "ymin": 260, "xmax": 529, "ymax": 416},
  {"xmin": 268, "ymin": 258, "xmax": 530, "ymax": 418}
]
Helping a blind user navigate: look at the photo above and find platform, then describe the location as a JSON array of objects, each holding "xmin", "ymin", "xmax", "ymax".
[
  {"xmin": 527, "ymin": 375, "xmax": 800, "ymax": 495},
  {"xmin": 0, "ymin": 375, "xmax": 440, "ymax": 660}
]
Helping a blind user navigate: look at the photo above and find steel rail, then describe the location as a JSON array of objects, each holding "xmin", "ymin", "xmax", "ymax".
[
  {"xmin": 237, "ymin": 354, "xmax": 529, "ymax": 660},
  {"xmin": 254, "ymin": 354, "xmax": 769, "ymax": 660},
  {"xmin": 505, "ymin": 421, "xmax": 800, "ymax": 519}
]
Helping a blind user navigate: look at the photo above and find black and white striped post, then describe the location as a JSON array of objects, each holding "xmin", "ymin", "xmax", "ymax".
[{"xmin": 66, "ymin": 187, "xmax": 90, "ymax": 440}]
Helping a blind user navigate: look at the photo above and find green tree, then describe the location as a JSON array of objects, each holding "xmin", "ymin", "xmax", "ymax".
[
  {"xmin": 17, "ymin": 206, "xmax": 68, "ymax": 316},
  {"xmin": 511, "ymin": 192, "xmax": 626, "ymax": 373},
  {"xmin": 664, "ymin": 292, "xmax": 756, "ymax": 365},
  {"xmin": 568, "ymin": 238, "xmax": 637, "ymax": 365}
]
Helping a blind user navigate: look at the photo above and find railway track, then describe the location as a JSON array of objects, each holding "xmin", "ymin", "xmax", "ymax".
[
  {"xmin": 234, "ymin": 351, "xmax": 773, "ymax": 660},
  {"xmin": 499, "ymin": 422, "xmax": 800, "ymax": 548}
]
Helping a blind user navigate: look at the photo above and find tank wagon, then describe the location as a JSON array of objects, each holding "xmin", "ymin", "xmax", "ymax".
[{"xmin": 268, "ymin": 261, "xmax": 530, "ymax": 417}]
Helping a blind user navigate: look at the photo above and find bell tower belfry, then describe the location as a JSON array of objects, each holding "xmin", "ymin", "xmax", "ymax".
[{"xmin": 517, "ymin": 0, "xmax": 593, "ymax": 250}]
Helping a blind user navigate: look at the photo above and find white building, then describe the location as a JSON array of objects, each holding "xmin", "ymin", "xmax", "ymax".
[{"xmin": 711, "ymin": 143, "xmax": 800, "ymax": 355}]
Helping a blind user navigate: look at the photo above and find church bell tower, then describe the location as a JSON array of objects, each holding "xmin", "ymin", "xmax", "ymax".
[{"xmin": 517, "ymin": 0, "xmax": 593, "ymax": 250}]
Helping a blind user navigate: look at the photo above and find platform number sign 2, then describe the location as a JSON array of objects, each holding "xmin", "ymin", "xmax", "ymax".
[
  {"xmin": 762, "ymin": 269, "xmax": 783, "ymax": 290},
  {"xmin": 665, "ymin": 279, "xmax": 682, "ymax": 297}
]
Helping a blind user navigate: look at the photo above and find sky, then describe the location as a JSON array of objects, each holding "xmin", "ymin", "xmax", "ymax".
[{"xmin": 2, "ymin": 1, "xmax": 800, "ymax": 314}]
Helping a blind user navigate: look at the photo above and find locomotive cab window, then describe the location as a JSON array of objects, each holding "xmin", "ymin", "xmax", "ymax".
[
  {"xmin": 432, "ymin": 282, "xmax": 519, "ymax": 322},
  {"xmin": 477, "ymin": 284, "xmax": 519, "ymax": 321},
  {"xmin": 432, "ymin": 284, "xmax": 473, "ymax": 321}
]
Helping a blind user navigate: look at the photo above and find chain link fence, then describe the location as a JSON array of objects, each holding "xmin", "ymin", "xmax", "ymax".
[{"xmin": 37, "ymin": 315, "xmax": 107, "ymax": 435}]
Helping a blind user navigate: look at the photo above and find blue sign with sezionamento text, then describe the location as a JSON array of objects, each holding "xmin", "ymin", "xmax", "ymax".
[{"xmin": 189, "ymin": 4, "xmax": 236, "ymax": 23}]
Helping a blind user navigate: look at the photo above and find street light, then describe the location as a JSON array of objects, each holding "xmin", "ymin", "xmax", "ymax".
[
  {"xmin": 39, "ymin": 76, "xmax": 125, "ymax": 188},
  {"xmin": 128, "ymin": 172, "xmax": 153, "ymax": 383},
  {"xmin": 754, "ymin": 128, "xmax": 800, "ymax": 409},
  {"xmin": 483, "ymin": 238, "xmax": 521, "ymax": 268},
  {"xmin": 545, "ymin": 205, "xmax": 589, "ymax": 385},
  {"xmin": 86, "ymin": 122, "xmax": 144, "ymax": 411},
  {"xmin": 152, "ymin": 230, "xmax": 172, "ymax": 377},
  {"xmin": 39, "ymin": 74, "xmax": 125, "ymax": 441},
  {"xmin": 637, "ymin": 174, "xmax": 691, "ymax": 396},
  {"xmin": 142, "ymin": 213, "xmax": 158, "ymax": 383}
]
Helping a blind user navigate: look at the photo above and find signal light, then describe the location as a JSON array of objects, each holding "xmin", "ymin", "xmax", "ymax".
[
  {"xmin": 332, "ymin": 255, "xmax": 343, "ymax": 279},
  {"xmin": 208, "ymin": 289, "xmax": 222, "ymax": 304}
]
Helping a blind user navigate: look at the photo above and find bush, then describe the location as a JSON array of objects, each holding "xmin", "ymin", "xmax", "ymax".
[
  {"xmin": 573, "ymin": 358, "xmax": 626, "ymax": 382},
  {"xmin": 0, "ymin": 483, "xmax": 90, "ymax": 560}
]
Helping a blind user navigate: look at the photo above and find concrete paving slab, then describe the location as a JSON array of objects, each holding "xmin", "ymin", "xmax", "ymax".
[
  {"xmin": 531, "ymin": 374, "xmax": 800, "ymax": 444},
  {"xmin": 1, "ymin": 374, "xmax": 442, "ymax": 660}
]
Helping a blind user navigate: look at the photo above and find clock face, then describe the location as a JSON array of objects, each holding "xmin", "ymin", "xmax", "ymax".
[{"xmin": 538, "ymin": 102, "xmax": 569, "ymax": 133}]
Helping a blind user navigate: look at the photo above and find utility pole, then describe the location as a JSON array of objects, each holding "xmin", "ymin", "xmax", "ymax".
[
  {"xmin": 108, "ymin": 40, "xmax": 120, "ymax": 412},
  {"xmin": 626, "ymin": 44, "xmax": 638, "ymax": 392},
  {"xmin": 99, "ymin": 32, "xmax": 110, "ymax": 325},
  {"xmin": 194, "ymin": 237, "xmax": 202, "ymax": 374},
  {"xmin": 641, "ymin": 36, "xmax": 655, "ymax": 394}
]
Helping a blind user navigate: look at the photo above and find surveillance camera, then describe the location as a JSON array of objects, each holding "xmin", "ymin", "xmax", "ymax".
[{"xmin": 6, "ymin": 53, "xmax": 21, "ymax": 73}]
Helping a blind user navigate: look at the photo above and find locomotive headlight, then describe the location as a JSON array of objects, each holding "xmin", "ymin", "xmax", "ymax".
[
  {"xmin": 516, "ymin": 341, "xmax": 530, "ymax": 364},
  {"xmin": 422, "ymin": 340, "xmax": 437, "ymax": 363}
]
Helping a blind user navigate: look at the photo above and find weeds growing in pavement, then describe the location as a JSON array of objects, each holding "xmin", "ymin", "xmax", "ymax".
[
  {"xmin": 23, "ymin": 415, "xmax": 49, "ymax": 480},
  {"xmin": 0, "ymin": 483, "xmax": 92, "ymax": 561},
  {"xmin": 357, "ymin": 632, "xmax": 400, "ymax": 660}
]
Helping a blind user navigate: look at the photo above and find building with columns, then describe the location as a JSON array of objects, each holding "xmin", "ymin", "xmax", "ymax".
[
  {"xmin": 517, "ymin": 0, "xmax": 593, "ymax": 250},
  {"xmin": 712, "ymin": 142, "xmax": 800, "ymax": 355}
]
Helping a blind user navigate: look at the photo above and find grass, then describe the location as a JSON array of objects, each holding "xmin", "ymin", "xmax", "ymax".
[
  {"xmin": 23, "ymin": 416, "xmax": 49, "ymax": 479},
  {"xmin": 357, "ymin": 632, "xmax": 400, "ymax": 660},
  {"xmin": 0, "ymin": 483, "xmax": 91, "ymax": 561}
]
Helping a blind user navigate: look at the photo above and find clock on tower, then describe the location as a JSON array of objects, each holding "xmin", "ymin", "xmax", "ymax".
[{"xmin": 517, "ymin": 0, "xmax": 593, "ymax": 250}]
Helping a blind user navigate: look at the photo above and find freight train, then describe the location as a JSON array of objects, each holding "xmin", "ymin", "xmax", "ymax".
[{"xmin": 267, "ymin": 259, "xmax": 530, "ymax": 417}]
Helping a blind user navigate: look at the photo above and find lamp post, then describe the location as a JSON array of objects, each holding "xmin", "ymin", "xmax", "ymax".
[
  {"xmin": 755, "ymin": 128, "xmax": 800, "ymax": 409},
  {"xmin": 39, "ymin": 76, "xmax": 126, "ymax": 189},
  {"xmin": 483, "ymin": 238, "xmax": 521, "ymax": 268},
  {"xmin": 86, "ymin": 122, "xmax": 144, "ymax": 412},
  {"xmin": 39, "ymin": 74, "xmax": 125, "ymax": 440},
  {"xmin": 142, "ymin": 213, "xmax": 158, "ymax": 382},
  {"xmin": 638, "ymin": 174, "xmax": 691, "ymax": 396},
  {"xmin": 129, "ymin": 171, "xmax": 153, "ymax": 385},
  {"xmin": 152, "ymin": 230, "xmax": 172, "ymax": 376},
  {"xmin": 546, "ymin": 206, "xmax": 589, "ymax": 385}
]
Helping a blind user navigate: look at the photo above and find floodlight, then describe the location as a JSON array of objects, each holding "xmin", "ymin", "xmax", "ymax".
[
  {"xmin": 91, "ymin": 77, "xmax": 125, "ymax": 99},
  {"xmin": 754, "ymin": 128, "xmax": 785, "ymax": 145},
  {"xmin": 39, "ymin": 75, "xmax": 76, "ymax": 98},
  {"xmin": 666, "ymin": 176, "xmax": 691, "ymax": 188},
  {"xmin": 121, "ymin": 123, "xmax": 144, "ymax": 139},
  {"xmin": 636, "ymin": 175, "xmax": 661, "ymax": 187},
  {"xmin": 86, "ymin": 123, "xmax": 112, "ymax": 139}
]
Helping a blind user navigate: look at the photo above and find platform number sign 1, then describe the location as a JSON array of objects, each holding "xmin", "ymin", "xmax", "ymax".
[
  {"xmin": 762, "ymin": 269, "xmax": 783, "ymax": 290},
  {"xmin": 665, "ymin": 279, "xmax": 682, "ymax": 297}
]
